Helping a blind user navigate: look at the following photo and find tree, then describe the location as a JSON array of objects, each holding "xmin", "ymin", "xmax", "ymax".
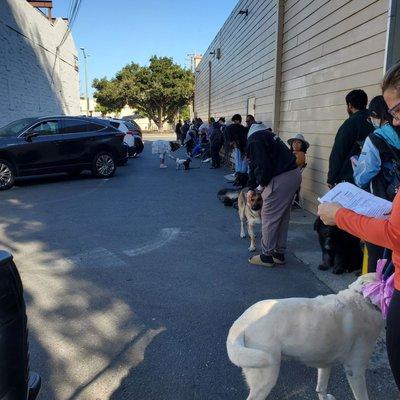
[
  {"xmin": 93, "ymin": 57, "xmax": 194, "ymax": 130},
  {"xmin": 92, "ymin": 77, "xmax": 126, "ymax": 113}
]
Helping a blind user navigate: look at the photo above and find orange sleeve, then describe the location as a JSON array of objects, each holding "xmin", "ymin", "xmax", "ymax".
[{"xmin": 335, "ymin": 195, "xmax": 400, "ymax": 251}]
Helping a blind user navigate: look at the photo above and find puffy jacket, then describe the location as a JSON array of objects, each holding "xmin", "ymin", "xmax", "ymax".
[
  {"xmin": 246, "ymin": 129, "xmax": 297, "ymax": 189},
  {"xmin": 354, "ymin": 123, "xmax": 400, "ymax": 200}
]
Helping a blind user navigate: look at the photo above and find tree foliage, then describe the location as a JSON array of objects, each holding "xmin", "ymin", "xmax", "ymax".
[{"xmin": 93, "ymin": 56, "xmax": 194, "ymax": 130}]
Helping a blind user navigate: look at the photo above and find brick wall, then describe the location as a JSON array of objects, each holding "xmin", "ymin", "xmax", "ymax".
[{"xmin": 0, "ymin": 0, "xmax": 80, "ymax": 127}]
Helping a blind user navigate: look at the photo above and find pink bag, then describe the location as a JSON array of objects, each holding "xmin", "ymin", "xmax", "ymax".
[{"xmin": 362, "ymin": 258, "xmax": 395, "ymax": 319}]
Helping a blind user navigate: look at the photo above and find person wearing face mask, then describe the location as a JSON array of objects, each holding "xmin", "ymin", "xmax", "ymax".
[
  {"xmin": 353, "ymin": 95, "xmax": 400, "ymax": 272},
  {"xmin": 327, "ymin": 89, "xmax": 374, "ymax": 188},
  {"xmin": 318, "ymin": 62, "xmax": 400, "ymax": 392}
]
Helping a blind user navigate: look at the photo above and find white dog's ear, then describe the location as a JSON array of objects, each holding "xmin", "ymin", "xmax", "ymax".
[{"xmin": 348, "ymin": 273, "xmax": 376, "ymax": 293}]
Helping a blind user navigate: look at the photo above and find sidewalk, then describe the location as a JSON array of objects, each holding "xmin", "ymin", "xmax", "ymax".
[{"xmin": 288, "ymin": 207, "xmax": 356, "ymax": 293}]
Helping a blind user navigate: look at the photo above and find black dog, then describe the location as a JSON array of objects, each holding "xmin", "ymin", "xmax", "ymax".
[{"xmin": 314, "ymin": 217, "xmax": 363, "ymax": 274}]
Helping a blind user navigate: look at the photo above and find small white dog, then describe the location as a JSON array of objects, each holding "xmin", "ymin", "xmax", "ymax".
[
  {"xmin": 227, "ymin": 274, "xmax": 383, "ymax": 400},
  {"xmin": 176, "ymin": 158, "xmax": 191, "ymax": 170}
]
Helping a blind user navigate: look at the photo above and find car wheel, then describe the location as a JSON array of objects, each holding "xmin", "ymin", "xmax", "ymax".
[
  {"xmin": 0, "ymin": 160, "xmax": 15, "ymax": 190},
  {"xmin": 92, "ymin": 152, "xmax": 116, "ymax": 178}
]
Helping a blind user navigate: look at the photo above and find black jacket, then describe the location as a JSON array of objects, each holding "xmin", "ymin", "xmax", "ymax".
[
  {"xmin": 226, "ymin": 123, "xmax": 247, "ymax": 153},
  {"xmin": 327, "ymin": 109, "xmax": 373, "ymax": 185},
  {"xmin": 209, "ymin": 122, "xmax": 223, "ymax": 146},
  {"xmin": 247, "ymin": 129, "xmax": 298, "ymax": 189},
  {"xmin": 175, "ymin": 122, "xmax": 182, "ymax": 134}
]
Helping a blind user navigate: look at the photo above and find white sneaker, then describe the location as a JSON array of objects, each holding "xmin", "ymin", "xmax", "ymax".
[
  {"xmin": 160, "ymin": 164, "xmax": 168, "ymax": 169},
  {"xmin": 224, "ymin": 173, "xmax": 236, "ymax": 182},
  {"xmin": 202, "ymin": 158, "xmax": 212, "ymax": 163}
]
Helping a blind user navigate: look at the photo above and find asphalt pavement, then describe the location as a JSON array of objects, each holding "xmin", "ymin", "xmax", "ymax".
[{"xmin": 0, "ymin": 133, "xmax": 398, "ymax": 399}]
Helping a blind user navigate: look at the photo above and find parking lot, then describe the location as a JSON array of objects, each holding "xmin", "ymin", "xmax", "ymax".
[{"xmin": 0, "ymin": 134, "xmax": 397, "ymax": 400}]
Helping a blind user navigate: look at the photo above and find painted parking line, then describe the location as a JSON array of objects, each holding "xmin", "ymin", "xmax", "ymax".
[
  {"xmin": 68, "ymin": 247, "xmax": 127, "ymax": 269},
  {"xmin": 124, "ymin": 227, "xmax": 181, "ymax": 257}
]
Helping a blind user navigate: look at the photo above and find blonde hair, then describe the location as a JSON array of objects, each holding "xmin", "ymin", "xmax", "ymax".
[{"xmin": 382, "ymin": 62, "xmax": 400, "ymax": 94}]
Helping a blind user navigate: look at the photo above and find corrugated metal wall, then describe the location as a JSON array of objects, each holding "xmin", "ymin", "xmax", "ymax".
[{"xmin": 194, "ymin": 0, "xmax": 389, "ymax": 213}]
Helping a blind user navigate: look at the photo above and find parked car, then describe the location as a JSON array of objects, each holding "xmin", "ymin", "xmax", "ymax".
[
  {"xmin": 0, "ymin": 116, "xmax": 128, "ymax": 190},
  {"xmin": 121, "ymin": 117, "xmax": 142, "ymax": 137},
  {"xmin": 105, "ymin": 119, "xmax": 144, "ymax": 157}
]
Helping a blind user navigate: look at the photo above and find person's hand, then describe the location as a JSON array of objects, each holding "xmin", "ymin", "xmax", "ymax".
[
  {"xmin": 317, "ymin": 203, "xmax": 343, "ymax": 226},
  {"xmin": 246, "ymin": 190, "xmax": 255, "ymax": 207}
]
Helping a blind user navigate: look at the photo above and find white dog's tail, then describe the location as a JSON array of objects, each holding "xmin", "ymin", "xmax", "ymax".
[{"xmin": 227, "ymin": 329, "xmax": 271, "ymax": 368}]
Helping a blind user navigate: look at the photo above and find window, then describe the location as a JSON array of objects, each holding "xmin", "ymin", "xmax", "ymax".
[
  {"xmin": 86, "ymin": 122, "xmax": 106, "ymax": 132},
  {"xmin": 0, "ymin": 118, "xmax": 36, "ymax": 137},
  {"xmin": 61, "ymin": 119, "xmax": 88, "ymax": 134},
  {"xmin": 31, "ymin": 120, "xmax": 60, "ymax": 136}
]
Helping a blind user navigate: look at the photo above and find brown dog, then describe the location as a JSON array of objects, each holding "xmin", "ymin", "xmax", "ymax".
[{"xmin": 238, "ymin": 188, "xmax": 263, "ymax": 251}]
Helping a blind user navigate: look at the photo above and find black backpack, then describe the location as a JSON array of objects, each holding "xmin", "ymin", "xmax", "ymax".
[{"xmin": 370, "ymin": 133, "xmax": 400, "ymax": 201}]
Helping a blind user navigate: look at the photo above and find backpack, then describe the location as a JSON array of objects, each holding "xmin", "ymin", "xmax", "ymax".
[{"xmin": 370, "ymin": 133, "xmax": 400, "ymax": 201}]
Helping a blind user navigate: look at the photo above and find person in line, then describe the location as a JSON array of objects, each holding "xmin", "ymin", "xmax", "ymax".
[
  {"xmin": 246, "ymin": 123, "xmax": 301, "ymax": 267},
  {"xmin": 184, "ymin": 125, "xmax": 197, "ymax": 157},
  {"xmin": 209, "ymin": 120, "xmax": 224, "ymax": 169},
  {"xmin": 181, "ymin": 120, "xmax": 190, "ymax": 146},
  {"xmin": 226, "ymin": 114, "xmax": 248, "ymax": 187},
  {"xmin": 175, "ymin": 119, "xmax": 182, "ymax": 142},
  {"xmin": 245, "ymin": 114, "xmax": 256, "ymax": 129},
  {"xmin": 319, "ymin": 62, "xmax": 400, "ymax": 392},
  {"xmin": 328, "ymin": 89, "xmax": 374, "ymax": 188},
  {"xmin": 287, "ymin": 133, "xmax": 309, "ymax": 169},
  {"xmin": 353, "ymin": 95, "xmax": 400, "ymax": 272}
]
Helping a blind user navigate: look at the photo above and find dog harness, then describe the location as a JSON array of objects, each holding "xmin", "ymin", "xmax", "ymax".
[{"xmin": 362, "ymin": 258, "xmax": 395, "ymax": 319}]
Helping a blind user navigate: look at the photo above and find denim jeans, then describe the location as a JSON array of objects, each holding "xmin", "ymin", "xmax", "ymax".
[{"xmin": 234, "ymin": 148, "xmax": 248, "ymax": 173}]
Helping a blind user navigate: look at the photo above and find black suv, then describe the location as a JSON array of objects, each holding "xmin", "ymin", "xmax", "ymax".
[{"xmin": 0, "ymin": 116, "xmax": 128, "ymax": 190}]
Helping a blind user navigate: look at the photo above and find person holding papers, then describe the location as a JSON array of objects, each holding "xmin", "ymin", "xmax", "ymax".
[
  {"xmin": 318, "ymin": 62, "xmax": 400, "ymax": 393},
  {"xmin": 353, "ymin": 95, "xmax": 400, "ymax": 272}
]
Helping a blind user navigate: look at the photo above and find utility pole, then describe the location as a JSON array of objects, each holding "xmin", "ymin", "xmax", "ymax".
[{"xmin": 80, "ymin": 47, "xmax": 90, "ymax": 116}]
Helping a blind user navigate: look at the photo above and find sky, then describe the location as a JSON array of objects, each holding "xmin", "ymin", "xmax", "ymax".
[{"xmin": 53, "ymin": 0, "xmax": 238, "ymax": 95}]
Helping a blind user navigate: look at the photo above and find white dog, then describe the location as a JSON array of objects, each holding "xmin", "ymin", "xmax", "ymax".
[
  {"xmin": 226, "ymin": 274, "xmax": 383, "ymax": 400},
  {"xmin": 176, "ymin": 158, "xmax": 191, "ymax": 170}
]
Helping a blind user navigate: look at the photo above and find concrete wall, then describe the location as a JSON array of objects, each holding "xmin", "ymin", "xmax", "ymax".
[
  {"xmin": 194, "ymin": 0, "xmax": 389, "ymax": 212},
  {"xmin": 0, "ymin": 0, "xmax": 80, "ymax": 127}
]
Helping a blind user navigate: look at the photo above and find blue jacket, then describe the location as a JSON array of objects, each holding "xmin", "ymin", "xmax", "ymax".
[{"xmin": 354, "ymin": 123, "xmax": 400, "ymax": 199}]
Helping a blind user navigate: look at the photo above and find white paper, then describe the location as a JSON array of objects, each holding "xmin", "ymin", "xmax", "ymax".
[{"xmin": 318, "ymin": 182, "xmax": 392, "ymax": 219}]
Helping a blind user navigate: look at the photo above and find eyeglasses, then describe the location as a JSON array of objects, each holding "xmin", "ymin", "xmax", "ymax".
[{"xmin": 388, "ymin": 100, "xmax": 400, "ymax": 121}]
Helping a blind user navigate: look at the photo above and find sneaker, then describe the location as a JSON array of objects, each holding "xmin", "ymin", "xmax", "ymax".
[
  {"xmin": 272, "ymin": 252, "xmax": 286, "ymax": 265},
  {"xmin": 160, "ymin": 164, "xmax": 168, "ymax": 169},
  {"xmin": 249, "ymin": 254, "xmax": 275, "ymax": 267},
  {"xmin": 224, "ymin": 173, "xmax": 236, "ymax": 182},
  {"xmin": 202, "ymin": 158, "xmax": 212, "ymax": 163}
]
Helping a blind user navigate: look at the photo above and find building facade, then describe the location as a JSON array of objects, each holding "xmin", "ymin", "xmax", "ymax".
[
  {"xmin": 0, "ymin": 0, "xmax": 80, "ymax": 128},
  {"xmin": 195, "ymin": 0, "xmax": 399, "ymax": 211}
]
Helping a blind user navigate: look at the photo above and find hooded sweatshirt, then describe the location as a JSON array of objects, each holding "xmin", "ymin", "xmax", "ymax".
[{"xmin": 246, "ymin": 125, "xmax": 297, "ymax": 189}]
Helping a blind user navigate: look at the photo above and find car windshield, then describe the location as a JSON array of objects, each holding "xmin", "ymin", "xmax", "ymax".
[{"xmin": 0, "ymin": 118, "xmax": 36, "ymax": 137}]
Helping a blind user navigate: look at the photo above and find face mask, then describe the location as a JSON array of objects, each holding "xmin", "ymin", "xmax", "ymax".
[{"xmin": 371, "ymin": 120, "xmax": 381, "ymax": 129}]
